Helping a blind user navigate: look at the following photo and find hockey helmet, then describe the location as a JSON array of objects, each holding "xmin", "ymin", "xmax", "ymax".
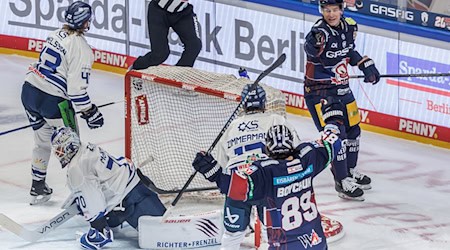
[
  {"xmin": 241, "ymin": 84, "xmax": 266, "ymax": 113},
  {"xmin": 64, "ymin": 1, "xmax": 93, "ymax": 30},
  {"xmin": 265, "ymin": 125, "xmax": 294, "ymax": 159},
  {"xmin": 51, "ymin": 127, "xmax": 80, "ymax": 168},
  {"xmin": 320, "ymin": 0, "xmax": 344, "ymax": 9}
]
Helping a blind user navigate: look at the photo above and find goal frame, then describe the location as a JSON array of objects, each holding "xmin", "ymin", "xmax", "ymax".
[{"xmin": 124, "ymin": 69, "xmax": 243, "ymax": 193}]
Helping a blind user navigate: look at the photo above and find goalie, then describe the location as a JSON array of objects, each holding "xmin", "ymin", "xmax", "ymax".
[{"xmin": 51, "ymin": 127, "xmax": 166, "ymax": 249}]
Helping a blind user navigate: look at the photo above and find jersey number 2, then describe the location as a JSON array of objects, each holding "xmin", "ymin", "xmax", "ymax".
[
  {"xmin": 281, "ymin": 190, "xmax": 318, "ymax": 231},
  {"xmin": 39, "ymin": 47, "xmax": 62, "ymax": 72}
]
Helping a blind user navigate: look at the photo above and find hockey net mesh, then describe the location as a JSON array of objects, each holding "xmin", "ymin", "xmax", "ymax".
[{"xmin": 125, "ymin": 65, "xmax": 286, "ymax": 195}]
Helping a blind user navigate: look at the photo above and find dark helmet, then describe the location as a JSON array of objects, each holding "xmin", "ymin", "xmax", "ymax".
[
  {"xmin": 241, "ymin": 84, "xmax": 266, "ymax": 113},
  {"xmin": 265, "ymin": 125, "xmax": 294, "ymax": 159},
  {"xmin": 64, "ymin": 1, "xmax": 93, "ymax": 30},
  {"xmin": 320, "ymin": 0, "xmax": 344, "ymax": 9}
]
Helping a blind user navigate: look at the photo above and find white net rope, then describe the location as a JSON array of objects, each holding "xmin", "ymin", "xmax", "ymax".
[{"xmin": 128, "ymin": 66, "xmax": 286, "ymax": 194}]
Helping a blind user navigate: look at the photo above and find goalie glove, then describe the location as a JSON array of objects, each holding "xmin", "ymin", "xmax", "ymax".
[
  {"xmin": 80, "ymin": 104, "xmax": 104, "ymax": 129},
  {"xmin": 358, "ymin": 57, "xmax": 380, "ymax": 85},
  {"xmin": 80, "ymin": 226, "xmax": 113, "ymax": 250},
  {"xmin": 192, "ymin": 152, "xmax": 221, "ymax": 182}
]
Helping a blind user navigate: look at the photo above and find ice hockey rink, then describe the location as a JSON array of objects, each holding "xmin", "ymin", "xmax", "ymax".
[{"xmin": 0, "ymin": 54, "xmax": 449, "ymax": 250}]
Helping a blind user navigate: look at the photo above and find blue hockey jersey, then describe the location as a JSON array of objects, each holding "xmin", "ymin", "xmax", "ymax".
[
  {"xmin": 216, "ymin": 138, "xmax": 341, "ymax": 250},
  {"xmin": 304, "ymin": 17, "xmax": 362, "ymax": 91}
]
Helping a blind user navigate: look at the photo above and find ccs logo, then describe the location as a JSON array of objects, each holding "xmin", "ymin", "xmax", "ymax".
[{"xmin": 238, "ymin": 120, "xmax": 259, "ymax": 131}]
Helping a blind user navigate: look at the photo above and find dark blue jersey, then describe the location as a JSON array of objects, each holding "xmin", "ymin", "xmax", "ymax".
[
  {"xmin": 304, "ymin": 17, "xmax": 363, "ymax": 91},
  {"xmin": 217, "ymin": 138, "xmax": 341, "ymax": 250}
]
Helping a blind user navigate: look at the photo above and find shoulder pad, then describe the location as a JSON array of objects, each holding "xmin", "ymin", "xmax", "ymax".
[
  {"xmin": 345, "ymin": 17, "xmax": 357, "ymax": 26},
  {"xmin": 313, "ymin": 19, "xmax": 325, "ymax": 28}
]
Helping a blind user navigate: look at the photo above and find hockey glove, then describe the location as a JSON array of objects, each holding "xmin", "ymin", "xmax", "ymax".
[
  {"xmin": 358, "ymin": 57, "xmax": 380, "ymax": 85},
  {"xmin": 80, "ymin": 226, "xmax": 113, "ymax": 250},
  {"xmin": 81, "ymin": 104, "xmax": 104, "ymax": 129},
  {"xmin": 192, "ymin": 152, "xmax": 221, "ymax": 182},
  {"xmin": 321, "ymin": 96, "xmax": 345, "ymax": 124},
  {"xmin": 304, "ymin": 27, "xmax": 325, "ymax": 57}
]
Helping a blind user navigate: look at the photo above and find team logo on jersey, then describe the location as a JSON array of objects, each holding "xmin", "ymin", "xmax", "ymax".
[
  {"xmin": 225, "ymin": 207, "xmax": 239, "ymax": 226},
  {"xmin": 238, "ymin": 120, "xmax": 259, "ymax": 131},
  {"xmin": 297, "ymin": 229, "xmax": 323, "ymax": 248},
  {"xmin": 331, "ymin": 60, "xmax": 349, "ymax": 85}
]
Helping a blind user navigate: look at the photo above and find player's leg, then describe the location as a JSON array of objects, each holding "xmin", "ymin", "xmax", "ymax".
[
  {"xmin": 331, "ymin": 93, "xmax": 365, "ymax": 200},
  {"xmin": 221, "ymin": 197, "xmax": 253, "ymax": 250},
  {"xmin": 170, "ymin": 4, "xmax": 202, "ymax": 67},
  {"xmin": 346, "ymin": 125, "xmax": 371, "ymax": 189},
  {"xmin": 107, "ymin": 181, "xmax": 166, "ymax": 229},
  {"xmin": 21, "ymin": 82, "xmax": 75, "ymax": 205},
  {"xmin": 304, "ymin": 93, "xmax": 363, "ymax": 201},
  {"xmin": 132, "ymin": 2, "xmax": 171, "ymax": 70}
]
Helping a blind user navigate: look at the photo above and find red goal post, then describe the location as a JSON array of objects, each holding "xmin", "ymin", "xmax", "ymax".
[{"xmin": 124, "ymin": 66, "xmax": 286, "ymax": 194}]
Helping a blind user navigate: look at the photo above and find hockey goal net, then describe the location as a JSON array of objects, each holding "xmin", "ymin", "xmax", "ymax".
[{"xmin": 124, "ymin": 65, "xmax": 286, "ymax": 194}]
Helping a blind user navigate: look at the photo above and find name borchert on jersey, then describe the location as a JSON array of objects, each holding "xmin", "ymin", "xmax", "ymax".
[
  {"xmin": 277, "ymin": 177, "xmax": 312, "ymax": 198},
  {"xmin": 226, "ymin": 132, "xmax": 265, "ymax": 148}
]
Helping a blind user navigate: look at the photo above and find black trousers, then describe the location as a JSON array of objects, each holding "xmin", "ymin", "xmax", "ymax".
[{"xmin": 132, "ymin": 2, "xmax": 202, "ymax": 69}]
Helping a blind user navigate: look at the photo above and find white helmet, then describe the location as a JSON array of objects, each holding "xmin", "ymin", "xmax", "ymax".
[{"xmin": 51, "ymin": 127, "xmax": 80, "ymax": 168}]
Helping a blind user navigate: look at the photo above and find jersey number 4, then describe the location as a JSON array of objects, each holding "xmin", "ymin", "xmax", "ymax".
[{"xmin": 281, "ymin": 190, "xmax": 318, "ymax": 231}]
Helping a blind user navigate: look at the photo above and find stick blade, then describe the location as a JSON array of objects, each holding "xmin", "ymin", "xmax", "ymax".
[{"xmin": 0, "ymin": 213, "xmax": 39, "ymax": 242}]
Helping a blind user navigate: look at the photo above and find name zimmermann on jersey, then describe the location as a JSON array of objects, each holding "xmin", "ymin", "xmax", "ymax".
[{"xmin": 227, "ymin": 132, "xmax": 265, "ymax": 148}]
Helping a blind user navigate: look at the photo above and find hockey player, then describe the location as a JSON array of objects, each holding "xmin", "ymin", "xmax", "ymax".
[
  {"xmin": 131, "ymin": 0, "xmax": 202, "ymax": 69},
  {"xmin": 51, "ymin": 127, "xmax": 166, "ymax": 250},
  {"xmin": 214, "ymin": 80, "xmax": 299, "ymax": 250},
  {"xmin": 193, "ymin": 96, "xmax": 345, "ymax": 250},
  {"xmin": 303, "ymin": 0, "xmax": 380, "ymax": 201},
  {"xmin": 21, "ymin": 1, "xmax": 104, "ymax": 205}
]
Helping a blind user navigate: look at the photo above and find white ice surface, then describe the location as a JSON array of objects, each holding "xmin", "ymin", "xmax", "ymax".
[{"xmin": 0, "ymin": 54, "xmax": 449, "ymax": 250}]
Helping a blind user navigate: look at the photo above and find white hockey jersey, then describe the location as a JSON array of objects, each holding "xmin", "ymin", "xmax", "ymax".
[
  {"xmin": 216, "ymin": 113, "xmax": 300, "ymax": 175},
  {"xmin": 65, "ymin": 143, "xmax": 140, "ymax": 222},
  {"xmin": 25, "ymin": 28, "xmax": 94, "ymax": 112}
]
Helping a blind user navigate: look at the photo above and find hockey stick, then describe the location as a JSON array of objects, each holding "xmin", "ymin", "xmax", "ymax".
[
  {"xmin": 0, "ymin": 203, "xmax": 79, "ymax": 242},
  {"xmin": 161, "ymin": 53, "xmax": 287, "ymax": 220},
  {"xmin": 350, "ymin": 72, "xmax": 450, "ymax": 79},
  {"xmin": 0, "ymin": 101, "xmax": 122, "ymax": 136}
]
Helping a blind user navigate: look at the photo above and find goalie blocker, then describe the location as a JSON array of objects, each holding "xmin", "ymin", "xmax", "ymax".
[{"xmin": 138, "ymin": 210, "xmax": 223, "ymax": 249}]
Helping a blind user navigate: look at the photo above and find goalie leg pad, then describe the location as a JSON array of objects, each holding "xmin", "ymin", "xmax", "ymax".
[
  {"xmin": 108, "ymin": 181, "xmax": 166, "ymax": 229},
  {"xmin": 138, "ymin": 210, "xmax": 223, "ymax": 249}
]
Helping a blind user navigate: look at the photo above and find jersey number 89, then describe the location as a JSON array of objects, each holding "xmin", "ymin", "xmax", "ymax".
[{"xmin": 281, "ymin": 190, "xmax": 318, "ymax": 231}]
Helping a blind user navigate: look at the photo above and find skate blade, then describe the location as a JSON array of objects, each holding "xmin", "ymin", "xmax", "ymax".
[
  {"xmin": 358, "ymin": 183, "xmax": 372, "ymax": 190},
  {"xmin": 30, "ymin": 194, "xmax": 51, "ymax": 205},
  {"xmin": 338, "ymin": 193, "xmax": 365, "ymax": 201}
]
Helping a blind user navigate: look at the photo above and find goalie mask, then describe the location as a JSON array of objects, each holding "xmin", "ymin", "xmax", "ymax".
[
  {"xmin": 64, "ymin": 1, "xmax": 93, "ymax": 31},
  {"xmin": 241, "ymin": 84, "xmax": 266, "ymax": 113},
  {"xmin": 266, "ymin": 125, "xmax": 294, "ymax": 159},
  {"xmin": 51, "ymin": 127, "xmax": 80, "ymax": 168}
]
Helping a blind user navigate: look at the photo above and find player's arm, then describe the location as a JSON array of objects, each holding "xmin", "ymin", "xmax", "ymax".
[
  {"xmin": 309, "ymin": 96, "xmax": 346, "ymax": 175},
  {"xmin": 345, "ymin": 18, "xmax": 380, "ymax": 84},
  {"xmin": 304, "ymin": 22, "xmax": 327, "ymax": 57},
  {"xmin": 192, "ymin": 152, "xmax": 231, "ymax": 193},
  {"xmin": 66, "ymin": 40, "xmax": 103, "ymax": 129}
]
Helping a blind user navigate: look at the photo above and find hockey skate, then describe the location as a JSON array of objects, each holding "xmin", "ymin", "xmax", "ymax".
[
  {"xmin": 350, "ymin": 168, "xmax": 372, "ymax": 190},
  {"xmin": 335, "ymin": 177, "xmax": 364, "ymax": 201},
  {"xmin": 30, "ymin": 180, "xmax": 53, "ymax": 205}
]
